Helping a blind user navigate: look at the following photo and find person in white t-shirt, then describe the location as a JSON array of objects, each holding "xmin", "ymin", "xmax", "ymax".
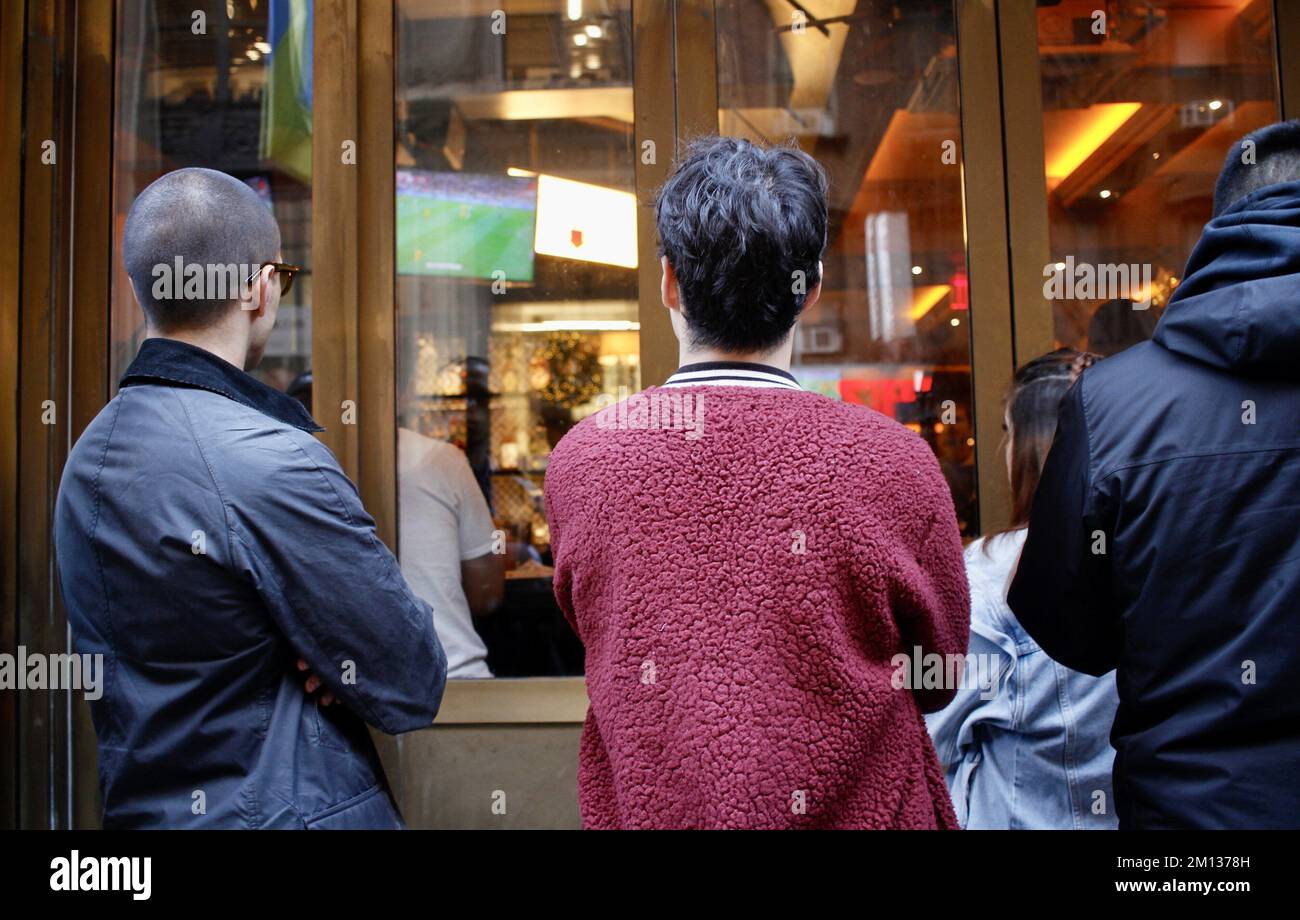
[
  {"xmin": 286, "ymin": 371, "xmax": 503, "ymax": 678},
  {"xmin": 397, "ymin": 426, "xmax": 503, "ymax": 678}
]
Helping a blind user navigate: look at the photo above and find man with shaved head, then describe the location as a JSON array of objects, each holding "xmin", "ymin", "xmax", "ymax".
[
  {"xmin": 120, "ymin": 166, "xmax": 284, "ymax": 362},
  {"xmin": 55, "ymin": 168, "xmax": 447, "ymax": 829}
]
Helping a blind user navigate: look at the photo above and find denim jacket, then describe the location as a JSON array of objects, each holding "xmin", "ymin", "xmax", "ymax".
[
  {"xmin": 55, "ymin": 338, "xmax": 447, "ymax": 828},
  {"xmin": 926, "ymin": 530, "xmax": 1118, "ymax": 829}
]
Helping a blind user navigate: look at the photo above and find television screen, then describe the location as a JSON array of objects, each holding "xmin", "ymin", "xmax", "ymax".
[{"xmin": 397, "ymin": 169, "xmax": 537, "ymax": 281}]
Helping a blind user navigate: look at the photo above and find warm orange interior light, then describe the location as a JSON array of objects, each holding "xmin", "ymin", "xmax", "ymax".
[
  {"xmin": 1044, "ymin": 102, "xmax": 1142, "ymax": 186},
  {"xmin": 908, "ymin": 284, "xmax": 952, "ymax": 322}
]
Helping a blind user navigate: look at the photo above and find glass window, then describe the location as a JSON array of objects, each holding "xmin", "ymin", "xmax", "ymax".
[
  {"xmin": 715, "ymin": 0, "xmax": 977, "ymax": 534},
  {"xmin": 395, "ymin": 0, "xmax": 638, "ymax": 678},
  {"xmin": 112, "ymin": 0, "xmax": 314, "ymax": 391},
  {"xmin": 1037, "ymin": 0, "xmax": 1279, "ymax": 354}
]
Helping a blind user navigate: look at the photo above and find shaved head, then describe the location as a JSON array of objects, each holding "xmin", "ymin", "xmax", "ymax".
[
  {"xmin": 122, "ymin": 167, "xmax": 281, "ymax": 331},
  {"xmin": 1213, "ymin": 120, "xmax": 1300, "ymax": 216}
]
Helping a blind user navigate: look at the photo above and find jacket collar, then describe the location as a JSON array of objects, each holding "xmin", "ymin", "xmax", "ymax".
[
  {"xmin": 661, "ymin": 360, "xmax": 801, "ymax": 390},
  {"xmin": 120, "ymin": 337, "xmax": 323, "ymax": 432}
]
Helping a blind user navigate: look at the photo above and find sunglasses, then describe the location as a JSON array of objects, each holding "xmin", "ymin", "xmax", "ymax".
[{"xmin": 244, "ymin": 261, "xmax": 302, "ymax": 296}]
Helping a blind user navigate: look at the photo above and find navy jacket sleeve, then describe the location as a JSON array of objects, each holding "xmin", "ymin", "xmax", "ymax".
[
  {"xmin": 1007, "ymin": 377, "xmax": 1120, "ymax": 677},
  {"xmin": 229, "ymin": 430, "xmax": 448, "ymax": 734}
]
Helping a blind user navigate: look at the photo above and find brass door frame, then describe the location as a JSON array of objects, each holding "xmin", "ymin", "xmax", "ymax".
[
  {"xmin": 1, "ymin": 0, "xmax": 113, "ymax": 829},
  {"xmin": 312, "ymin": 0, "xmax": 402, "ymax": 550},
  {"xmin": 312, "ymin": 0, "xmax": 363, "ymax": 498},
  {"xmin": 636, "ymin": 0, "xmax": 688, "ymax": 387},
  {"xmin": 956, "ymin": 0, "xmax": 1016, "ymax": 534},
  {"xmin": 0, "ymin": 0, "xmax": 26, "ymax": 832},
  {"xmin": 991, "ymin": 0, "xmax": 1054, "ymax": 367},
  {"xmin": 14, "ymin": 0, "xmax": 73, "ymax": 835},
  {"xmin": 66, "ymin": 0, "xmax": 114, "ymax": 833}
]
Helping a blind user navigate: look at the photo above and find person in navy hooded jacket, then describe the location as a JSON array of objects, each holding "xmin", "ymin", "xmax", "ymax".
[{"xmin": 1009, "ymin": 121, "xmax": 1300, "ymax": 829}]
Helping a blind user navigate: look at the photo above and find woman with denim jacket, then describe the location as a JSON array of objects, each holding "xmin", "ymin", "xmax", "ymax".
[{"xmin": 927, "ymin": 348, "xmax": 1119, "ymax": 829}]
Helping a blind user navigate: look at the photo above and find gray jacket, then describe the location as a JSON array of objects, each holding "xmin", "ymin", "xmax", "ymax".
[{"xmin": 55, "ymin": 337, "xmax": 446, "ymax": 828}]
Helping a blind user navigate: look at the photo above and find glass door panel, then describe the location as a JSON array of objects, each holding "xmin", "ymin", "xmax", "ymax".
[
  {"xmin": 112, "ymin": 0, "xmax": 314, "ymax": 391},
  {"xmin": 1036, "ymin": 0, "xmax": 1279, "ymax": 353},
  {"xmin": 394, "ymin": 0, "xmax": 638, "ymax": 678},
  {"xmin": 714, "ymin": 0, "xmax": 978, "ymax": 534}
]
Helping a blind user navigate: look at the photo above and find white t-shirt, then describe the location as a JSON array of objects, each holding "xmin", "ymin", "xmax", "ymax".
[{"xmin": 397, "ymin": 428, "xmax": 496, "ymax": 679}]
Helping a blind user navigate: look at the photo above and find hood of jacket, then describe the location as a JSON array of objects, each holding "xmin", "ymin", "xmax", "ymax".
[{"xmin": 1154, "ymin": 179, "xmax": 1300, "ymax": 380}]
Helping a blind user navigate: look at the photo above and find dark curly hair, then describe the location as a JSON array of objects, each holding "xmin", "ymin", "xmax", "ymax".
[{"xmin": 655, "ymin": 136, "xmax": 828, "ymax": 353}]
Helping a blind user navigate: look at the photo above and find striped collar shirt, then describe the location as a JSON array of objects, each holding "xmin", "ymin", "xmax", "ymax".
[{"xmin": 660, "ymin": 361, "xmax": 801, "ymax": 391}]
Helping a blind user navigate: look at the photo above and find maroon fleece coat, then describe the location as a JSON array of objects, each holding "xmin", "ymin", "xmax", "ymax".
[{"xmin": 545, "ymin": 385, "xmax": 969, "ymax": 829}]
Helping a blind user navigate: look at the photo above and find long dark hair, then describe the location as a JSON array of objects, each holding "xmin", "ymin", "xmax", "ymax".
[{"xmin": 986, "ymin": 348, "xmax": 1100, "ymax": 547}]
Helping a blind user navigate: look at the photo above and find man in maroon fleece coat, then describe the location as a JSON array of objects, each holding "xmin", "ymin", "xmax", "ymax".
[{"xmin": 544, "ymin": 136, "xmax": 970, "ymax": 829}]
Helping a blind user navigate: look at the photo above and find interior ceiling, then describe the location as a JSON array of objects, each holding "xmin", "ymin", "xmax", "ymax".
[
  {"xmin": 1036, "ymin": 0, "xmax": 1274, "ymax": 211},
  {"xmin": 847, "ymin": 0, "xmax": 1273, "ymax": 190},
  {"xmin": 141, "ymin": 0, "xmax": 1273, "ymax": 238}
]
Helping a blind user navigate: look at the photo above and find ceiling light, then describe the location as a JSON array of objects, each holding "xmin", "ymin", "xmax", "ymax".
[
  {"xmin": 1044, "ymin": 103, "xmax": 1141, "ymax": 185},
  {"xmin": 493, "ymin": 320, "xmax": 640, "ymax": 333}
]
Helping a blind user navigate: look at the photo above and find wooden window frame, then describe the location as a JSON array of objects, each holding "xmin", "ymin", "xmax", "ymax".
[{"xmin": 1, "ymin": 0, "xmax": 113, "ymax": 828}]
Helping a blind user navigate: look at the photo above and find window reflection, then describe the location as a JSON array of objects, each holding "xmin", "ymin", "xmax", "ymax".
[
  {"xmin": 112, "ymin": 0, "xmax": 314, "ymax": 391},
  {"xmin": 395, "ymin": 0, "xmax": 637, "ymax": 678},
  {"xmin": 1037, "ymin": 0, "xmax": 1279, "ymax": 354},
  {"xmin": 716, "ymin": 0, "xmax": 977, "ymax": 534}
]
